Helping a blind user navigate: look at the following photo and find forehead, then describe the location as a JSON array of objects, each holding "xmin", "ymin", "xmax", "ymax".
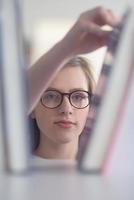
[{"xmin": 49, "ymin": 66, "xmax": 88, "ymax": 91}]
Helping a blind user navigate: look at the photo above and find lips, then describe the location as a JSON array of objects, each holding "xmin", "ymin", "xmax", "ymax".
[{"xmin": 54, "ymin": 120, "xmax": 76, "ymax": 128}]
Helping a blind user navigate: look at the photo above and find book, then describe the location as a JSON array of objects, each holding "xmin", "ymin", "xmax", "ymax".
[
  {"xmin": 104, "ymin": 66, "xmax": 134, "ymax": 176},
  {"xmin": 0, "ymin": 7, "xmax": 5, "ymax": 171},
  {"xmin": 78, "ymin": 8, "xmax": 134, "ymax": 173},
  {"xmin": 1, "ymin": 0, "xmax": 30, "ymax": 173}
]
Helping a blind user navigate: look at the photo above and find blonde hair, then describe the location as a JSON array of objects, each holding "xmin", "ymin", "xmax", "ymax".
[{"xmin": 64, "ymin": 56, "xmax": 95, "ymax": 94}]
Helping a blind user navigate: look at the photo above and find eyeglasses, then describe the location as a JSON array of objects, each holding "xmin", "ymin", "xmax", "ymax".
[{"xmin": 41, "ymin": 90, "xmax": 92, "ymax": 109}]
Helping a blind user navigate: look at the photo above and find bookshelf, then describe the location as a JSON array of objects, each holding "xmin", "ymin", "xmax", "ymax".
[{"xmin": 0, "ymin": 159, "xmax": 134, "ymax": 200}]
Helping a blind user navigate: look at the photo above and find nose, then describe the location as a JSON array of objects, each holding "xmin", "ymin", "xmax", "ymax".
[{"xmin": 58, "ymin": 96, "xmax": 73, "ymax": 115}]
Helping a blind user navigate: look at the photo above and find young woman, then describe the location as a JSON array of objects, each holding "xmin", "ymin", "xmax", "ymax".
[
  {"xmin": 28, "ymin": 6, "xmax": 120, "ymax": 160},
  {"xmin": 31, "ymin": 56, "xmax": 95, "ymax": 160}
]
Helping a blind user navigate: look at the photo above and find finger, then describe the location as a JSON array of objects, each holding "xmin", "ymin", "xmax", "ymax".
[
  {"xmin": 87, "ymin": 6, "xmax": 121, "ymax": 27},
  {"xmin": 106, "ymin": 9, "xmax": 121, "ymax": 26},
  {"xmin": 85, "ymin": 22, "xmax": 112, "ymax": 37}
]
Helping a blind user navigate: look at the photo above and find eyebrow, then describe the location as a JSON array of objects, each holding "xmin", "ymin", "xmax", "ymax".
[{"xmin": 46, "ymin": 87, "xmax": 88, "ymax": 92}]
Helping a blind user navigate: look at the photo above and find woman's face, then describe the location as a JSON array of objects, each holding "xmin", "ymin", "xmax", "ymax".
[{"xmin": 33, "ymin": 66, "xmax": 89, "ymax": 144}]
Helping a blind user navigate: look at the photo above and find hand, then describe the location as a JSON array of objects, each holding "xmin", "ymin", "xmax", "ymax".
[{"xmin": 62, "ymin": 6, "xmax": 120, "ymax": 55}]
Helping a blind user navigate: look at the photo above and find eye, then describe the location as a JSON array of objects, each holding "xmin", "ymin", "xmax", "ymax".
[
  {"xmin": 43, "ymin": 91, "xmax": 60, "ymax": 102},
  {"xmin": 71, "ymin": 91, "xmax": 88, "ymax": 101},
  {"xmin": 44, "ymin": 93, "xmax": 56, "ymax": 100}
]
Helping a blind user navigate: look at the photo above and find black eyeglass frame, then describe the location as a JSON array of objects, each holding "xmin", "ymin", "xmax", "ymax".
[{"xmin": 41, "ymin": 90, "xmax": 92, "ymax": 109}]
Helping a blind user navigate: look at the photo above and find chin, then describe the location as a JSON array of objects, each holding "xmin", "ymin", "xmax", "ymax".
[{"xmin": 54, "ymin": 132, "xmax": 78, "ymax": 144}]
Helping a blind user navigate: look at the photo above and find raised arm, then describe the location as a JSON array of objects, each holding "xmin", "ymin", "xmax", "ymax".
[{"xmin": 28, "ymin": 6, "xmax": 120, "ymax": 114}]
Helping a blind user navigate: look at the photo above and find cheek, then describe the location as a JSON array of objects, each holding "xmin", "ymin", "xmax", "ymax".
[
  {"xmin": 77, "ymin": 108, "xmax": 89, "ymax": 130},
  {"xmin": 35, "ymin": 108, "xmax": 54, "ymax": 134}
]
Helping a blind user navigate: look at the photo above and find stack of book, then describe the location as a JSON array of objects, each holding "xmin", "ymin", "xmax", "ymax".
[{"xmin": 78, "ymin": 8, "xmax": 134, "ymax": 175}]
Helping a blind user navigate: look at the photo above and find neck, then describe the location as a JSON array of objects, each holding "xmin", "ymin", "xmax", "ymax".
[{"xmin": 34, "ymin": 133, "xmax": 79, "ymax": 160}]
